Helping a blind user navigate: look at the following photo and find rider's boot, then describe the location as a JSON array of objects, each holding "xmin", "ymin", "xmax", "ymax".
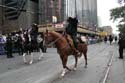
[{"xmin": 72, "ymin": 46, "xmax": 80, "ymax": 57}]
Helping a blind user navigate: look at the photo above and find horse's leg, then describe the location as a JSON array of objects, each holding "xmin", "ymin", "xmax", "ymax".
[
  {"xmin": 38, "ymin": 48, "xmax": 44, "ymax": 60},
  {"xmin": 73, "ymin": 55, "xmax": 78, "ymax": 70},
  {"xmin": 60, "ymin": 55, "xmax": 71, "ymax": 77},
  {"xmin": 83, "ymin": 52, "xmax": 87, "ymax": 68},
  {"xmin": 29, "ymin": 52, "xmax": 33, "ymax": 64},
  {"xmin": 61, "ymin": 68, "xmax": 67, "ymax": 77},
  {"xmin": 63, "ymin": 56, "xmax": 71, "ymax": 71},
  {"xmin": 23, "ymin": 53, "xmax": 27, "ymax": 63}
]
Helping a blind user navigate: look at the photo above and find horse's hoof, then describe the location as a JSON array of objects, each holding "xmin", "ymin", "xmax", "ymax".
[
  {"xmin": 29, "ymin": 61, "xmax": 33, "ymax": 64},
  {"xmin": 24, "ymin": 61, "xmax": 27, "ymax": 64},
  {"xmin": 38, "ymin": 57, "xmax": 44, "ymax": 60},
  {"xmin": 61, "ymin": 73, "xmax": 65, "ymax": 77},
  {"xmin": 73, "ymin": 68, "xmax": 77, "ymax": 71},
  {"xmin": 84, "ymin": 65, "xmax": 87, "ymax": 68},
  {"xmin": 38, "ymin": 58, "xmax": 41, "ymax": 61}
]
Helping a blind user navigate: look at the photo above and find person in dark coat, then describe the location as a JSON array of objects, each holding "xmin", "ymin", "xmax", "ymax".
[
  {"xmin": 66, "ymin": 17, "xmax": 78, "ymax": 49},
  {"xmin": 5, "ymin": 34, "xmax": 14, "ymax": 58},
  {"xmin": 30, "ymin": 23, "xmax": 39, "ymax": 52},
  {"xmin": 104, "ymin": 36, "xmax": 107, "ymax": 43},
  {"xmin": 16, "ymin": 33, "xmax": 23, "ymax": 55},
  {"xmin": 31, "ymin": 23, "xmax": 38, "ymax": 40},
  {"xmin": 115, "ymin": 36, "xmax": 118, "ymax": 43},
  {"xmin": 118, "ymin": 33, "xmax": 125, "ymax": 59},
  {"xmin": 65, "ymin": 17, "xmax": 80, "ymax": 56},
  {"xmin": 109, "ymin": 35, "xmax": 113, "ymax": 45}
]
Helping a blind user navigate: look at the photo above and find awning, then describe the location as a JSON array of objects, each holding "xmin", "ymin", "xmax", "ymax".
[
  {"xmin": 78, "ymin": 28, "xmax": 96, "ymax": 34},
  {"xmin": 38, "ymin": 25, "xmax": 97, "ymax": 35}
]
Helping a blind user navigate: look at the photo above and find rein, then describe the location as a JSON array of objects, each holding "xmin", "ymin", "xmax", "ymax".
[
  {"xmin": 46, "ymin": 33, "xmax": 69, "ymax": 50},
  {"xmin": 47, "ymin": 35, "xmax": 63, "ymax": 46},
  {"xmin": 47, "ymin": 32, "xmax": 68, "ymax": 50}
]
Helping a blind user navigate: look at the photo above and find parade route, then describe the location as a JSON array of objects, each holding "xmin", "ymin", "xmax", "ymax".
[{"xmin": 0, "ymin": 43, "xmax": 124, "ymax": 83}]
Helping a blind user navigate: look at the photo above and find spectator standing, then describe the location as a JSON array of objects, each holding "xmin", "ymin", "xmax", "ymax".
[
  {"xmin": 118, "ymin": 33, "xmax": 125, "ymax": 59},
  {"xmin": 104, "ymin": 36, "xmax": 107, "ymax": 43},
  {"xmin": 5, "ymin": 34, "xmax": 14, "ymax": 58}
]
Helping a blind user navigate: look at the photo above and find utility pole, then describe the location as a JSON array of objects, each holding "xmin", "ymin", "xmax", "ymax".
[
  {"xmin": 75, "ymin": 0, "xmax": 77, "ymax": 17},
  {"xmin": 82, "ymin": 0, "xmax": 84, "ymax": 25},
  {"xmin": 67, "ymin": 0, "xmax": 68, "ymax": 18},
  {"xmin": 52, "ymin": 0, "xmax": 56, "ymax": 27},
  {"xmin": 1, "ymin": 0, "xmax": 4, "ymax": 26}
]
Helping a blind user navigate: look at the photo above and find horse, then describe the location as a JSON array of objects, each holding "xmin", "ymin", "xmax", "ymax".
[
  {"xmin": 22, "ymin": 31, "xmax": 44, "ymax": 64},
  {"xmin": 44, "ymin": 31, "xmax": 88, "ymax": 77}
]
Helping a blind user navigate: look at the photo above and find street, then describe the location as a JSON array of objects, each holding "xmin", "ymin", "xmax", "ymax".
[{"xmin": 0, "ymin": 42, "xmax": 125, "ymax": 83}]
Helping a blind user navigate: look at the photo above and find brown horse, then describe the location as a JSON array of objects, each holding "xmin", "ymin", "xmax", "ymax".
[{"xmin": 44, "ymin": 31, "xmax": 88, "ymax": 76}]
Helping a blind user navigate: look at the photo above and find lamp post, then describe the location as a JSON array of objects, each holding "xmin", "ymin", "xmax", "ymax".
[
  {"xmin": 52, "ymin": 0, "xmax": 56, "ymax": 27},
  {"xmin": 82, "ymin": 0, "xmax": 84, "ymax": 25},
  {"xmin": 75, "ymin": 0, "xmax": 77, "ymax": 17},
  {"xmin": 66, "ymin": 0, "xmax": 68, "ymax": 18},
  {"xmin": 94, "ymin": 24, "xmax": 97, "ymax": 34},
  {"xmin": 1, "ymin": 0, "xmax": 4, "ymax": 26}
]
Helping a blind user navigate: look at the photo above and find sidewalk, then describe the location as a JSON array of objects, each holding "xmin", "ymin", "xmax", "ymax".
[{"xmin": 107, "ymin": 46, "xmax": 125, "ymax": 83}]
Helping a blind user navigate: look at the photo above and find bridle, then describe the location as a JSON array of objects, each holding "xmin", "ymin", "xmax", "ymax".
[
  {"xmin": 45, "ymin": 32, "xmax": 69, "ymax": 50},
  {"xmin": 46, "ymin": 34, "xmax": 62, "ymax": 46}
]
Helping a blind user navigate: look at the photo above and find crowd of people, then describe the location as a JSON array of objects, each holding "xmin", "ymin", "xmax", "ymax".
[
  {"xmin": 103, "ymin": 34, "xmax": 125, "ymax": 59},
  {"xmin": 0, "ymin": 24, "xmax": 46, "ymax": 58},
  {"xmin": 103, "ymin": 35, "xmax": 118, "ymax": 44},
  {"xmin": 0, "ymin": 18, "xmax": 124, "ymax": 60}
]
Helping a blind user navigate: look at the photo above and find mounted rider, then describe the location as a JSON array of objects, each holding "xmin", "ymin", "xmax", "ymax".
[
  {"xmin": 30, "ymin": 23, "xmax": 38, "ymax": 40},
  {"xmin": 64, "ymin": 17, "xmax": 79, "ymax": 55}
]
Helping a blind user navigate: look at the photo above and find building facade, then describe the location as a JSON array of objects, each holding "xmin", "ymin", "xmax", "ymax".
[
  {"xmin": 39, "ymin": 0, "xmax": 65, "ymax": 24},
  {"xmin": 101, "ymin": 26, "xmax": 113, "ymax": 35},
  {"xmin": 0, "ymin": 0, "xmax": 98, "ymax": 33},
  {"xmin": 66, "ymin": 0, "xmax": 98, "ymax": 30},
  {"xmin": 0, "ymin": 0, "xmax": 39, "ymax": 33}
]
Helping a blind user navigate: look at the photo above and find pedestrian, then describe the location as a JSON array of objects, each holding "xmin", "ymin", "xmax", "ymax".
[
  {"xmin": 109, "ymin": 35, "xmax": 113, "ymax": 45},
  {"xmin": 115, "ymin": 36, "xmax": 117, "ymax": 43},
  {"xmin": 118, "ymin": 33, "xmax": 125, "ymax": 59},
  {"xmin": 5, "ymin": 33, "xmax": 14, "ymax": 58},
  {"xmin": 104, "ymin": 36, "xmax": 107, "ymax": 43}
]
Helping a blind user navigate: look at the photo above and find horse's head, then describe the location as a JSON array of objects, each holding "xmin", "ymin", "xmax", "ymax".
[{"xmin": 44, "ymin": 31, "xmax": 55, "ymax": 45}]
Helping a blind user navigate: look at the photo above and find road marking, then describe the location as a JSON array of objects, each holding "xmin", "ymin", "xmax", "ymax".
[{"xmin": 102, "ymin": 51, "xmax": 115, "ymax": 83}]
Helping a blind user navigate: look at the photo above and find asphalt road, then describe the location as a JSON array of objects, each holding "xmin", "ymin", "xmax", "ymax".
[{"xmin": 0, "ymin": 42, "xmax": 124, "ymax": 83}]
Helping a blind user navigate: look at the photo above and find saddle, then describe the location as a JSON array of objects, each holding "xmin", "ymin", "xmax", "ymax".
[{"xmin": 64, "ymin": 34, "xmax": 74, "ymax": 48}]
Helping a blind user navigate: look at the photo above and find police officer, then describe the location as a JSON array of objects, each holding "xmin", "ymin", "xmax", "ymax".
[
  {"xmin": 5, "ymin": 33, "xmax": 13, "ymax": 58},
  {"xmin": 118, "ymin": 33, "xmax": 125, "ymax": 59}
]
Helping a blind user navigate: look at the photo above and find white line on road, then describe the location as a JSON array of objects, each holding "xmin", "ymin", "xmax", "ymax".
[{"xmin": 102, "ymin": 51, "xmax": 115, "ymax": 83}]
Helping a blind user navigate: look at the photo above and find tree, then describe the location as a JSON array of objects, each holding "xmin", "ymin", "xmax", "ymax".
[{"xmin": 110, "ymin": 0, "xmax": 125, "ymax": 33}]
